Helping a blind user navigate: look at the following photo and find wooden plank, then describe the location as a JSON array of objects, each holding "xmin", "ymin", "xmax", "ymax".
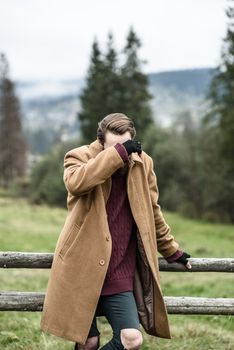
[
  {"xmin": 0, "ymin": 252, "xmax": 233, "ymax": 272},
  {"xmin": 0, "ymin": 292, "xmax": 233, "ymax": 315},
  {"xmin": 164, "ymin": 296, "xmax": 234, "ymax": 315}
]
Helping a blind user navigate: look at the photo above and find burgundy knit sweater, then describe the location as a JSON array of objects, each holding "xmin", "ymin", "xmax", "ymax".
[{"xmin": 100, "ymin": 143, "xmax": 183, "ymax": 296}]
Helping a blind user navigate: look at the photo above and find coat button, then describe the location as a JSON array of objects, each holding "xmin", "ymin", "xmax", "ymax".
[
  {"xmin": 106, "ymin": 236, "xmax": 110, "ymax": 241},
  {"xmin": 99, "ymin": 259, "xmax": 105, "ymax": 265}
]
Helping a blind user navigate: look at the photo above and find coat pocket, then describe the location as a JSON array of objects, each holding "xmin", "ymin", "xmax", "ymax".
[{"xmin": 58, "ymin": 223, "xmax": 81, "ymax": 260}]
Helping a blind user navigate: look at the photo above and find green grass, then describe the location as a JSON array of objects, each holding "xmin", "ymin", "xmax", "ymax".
[{"xmin": 0, "ymin": 197, "xmax": 233, "ymax": 349}]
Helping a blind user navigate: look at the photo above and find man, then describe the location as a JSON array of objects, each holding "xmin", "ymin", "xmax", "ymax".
[{"xmin": 40, "ymin": 113, "xmax": 192, "ymax": 350}]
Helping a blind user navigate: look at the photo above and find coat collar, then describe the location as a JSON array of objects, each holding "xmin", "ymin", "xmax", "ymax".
[{"xmin": 89, "ymin": 139, "xmax": 143, "ymax": 164}]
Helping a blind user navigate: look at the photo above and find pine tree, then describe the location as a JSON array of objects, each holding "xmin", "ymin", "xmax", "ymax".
[
  {"xmin": 119, "ymin": 26, "xmax": 154, "ymax": 141},
  {"xmin": 103, "ymin": 31, "xmax": 122, "ymax": 112},
  {"xmin": 78, "ymin": 37, "xmax": 109, "ymax": 144},
  {"xmin": 202, "ymin": 0, "xmax": 234, "ymax": 222},
  {"xmin": 0, "ymin": 53, "xmax": 28, "ymax": 187},
  {"xmin": 204, "ymin": 0, "xmax": 234, "ymax": 162},
  {"xmin": 78, "ymin": 28, "xmax": 154, "ymax": 144}
]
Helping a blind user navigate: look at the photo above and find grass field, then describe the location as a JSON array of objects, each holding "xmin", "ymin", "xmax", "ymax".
[{"xmin": 0, "ymin": 197, "xmax": 233, "ymax": 349}]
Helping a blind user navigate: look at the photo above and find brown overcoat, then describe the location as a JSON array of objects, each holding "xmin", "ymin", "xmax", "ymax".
[{"xmin": 40, "ymin": 139, "xmax": 182, "ymax": 346}]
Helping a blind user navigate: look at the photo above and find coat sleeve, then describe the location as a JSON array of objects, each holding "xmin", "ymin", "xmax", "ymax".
[
  {"xmin": 147, "ymin": 156, "xmax": 181, "ymax": 258},
  {"xmin": 63, "ymin": 144, "xmax": 127, "ymax": 196}
]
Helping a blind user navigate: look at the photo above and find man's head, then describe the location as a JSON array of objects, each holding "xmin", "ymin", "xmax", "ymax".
[{"xmin": 97, "ymin": 113, "xmax": 136, "ymax": 149}]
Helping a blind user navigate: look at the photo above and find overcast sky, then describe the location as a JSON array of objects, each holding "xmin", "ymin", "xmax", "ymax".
[{"xmin": 0, "ymin": 0, "xmax": 228, "ymax": 81}]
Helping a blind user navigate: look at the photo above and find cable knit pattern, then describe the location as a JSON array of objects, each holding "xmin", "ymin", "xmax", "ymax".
[
  {"xmin": 100, "ymin": 143, "xmax": 183, "ymax": 294},
  {"xmin": 165, "ymin": 249, "xmax": 184, "ymax": 263},
  {"xmin": 114, "ymin": 142, "xmax": 129, "ymax": 162},
  {"xmin": 100, "ymin": 143, "xmax": 137, "ymax": 295}
]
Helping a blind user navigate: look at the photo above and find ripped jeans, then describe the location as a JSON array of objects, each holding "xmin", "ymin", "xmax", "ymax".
[{"xmin": 87, "ymin": 291, "xmax": 141, "ymax": 349}]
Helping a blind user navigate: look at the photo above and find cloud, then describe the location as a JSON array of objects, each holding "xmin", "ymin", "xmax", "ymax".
[{"xmin": 0, "ymin": 0, "xmax": 227, "ymax": 80}]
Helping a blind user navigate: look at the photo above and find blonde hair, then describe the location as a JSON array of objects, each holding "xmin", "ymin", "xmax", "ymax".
[{"xmin": 97, "ymin": 113, "xmax": 136, "ymax": 145}]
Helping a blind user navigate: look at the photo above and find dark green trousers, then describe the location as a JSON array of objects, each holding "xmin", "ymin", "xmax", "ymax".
[{"xmin": 88, "ymin": 291, "xmax": 141, "ymax": 349}]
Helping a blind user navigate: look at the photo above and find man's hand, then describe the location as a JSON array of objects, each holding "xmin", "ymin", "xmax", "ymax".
[
  {"xmin": 175, "ymin": 252, "xmax": 192, "ymax": 269},
  {"xmin": 122, "ymin": 140, "xmax": 142, "ymax": 155}
]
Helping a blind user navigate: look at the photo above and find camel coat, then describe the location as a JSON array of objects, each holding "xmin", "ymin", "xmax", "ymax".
[{"xmin": 40, "ymin": 138, "xmax": 181, "ymax": 346}]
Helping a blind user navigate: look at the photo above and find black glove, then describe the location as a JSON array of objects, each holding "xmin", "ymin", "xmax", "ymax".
[
  {"xmin": 122, "ymin": 140, "xmax": 142, "ymax": 155},
  {"xmin": 174, "ymin": 252, "xmax": 191, "ymax": 266}
]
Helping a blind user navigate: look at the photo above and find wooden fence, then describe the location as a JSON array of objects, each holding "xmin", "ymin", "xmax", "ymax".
[{"xmin": 0, "ymin": 252, "xmax": 234, "ymax": 315}]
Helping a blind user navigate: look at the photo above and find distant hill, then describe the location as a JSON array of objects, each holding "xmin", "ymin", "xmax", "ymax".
[
  {"xmin": 148, "ymin": 67, "xmax": 216, "ymax": 127},
  {"xmin": 149, "ymin": 67, "xmax": 215, "ymax": 96},
  {"xmin": 15, "ymin": 67, "xmax": 216, "ymax": 153}
]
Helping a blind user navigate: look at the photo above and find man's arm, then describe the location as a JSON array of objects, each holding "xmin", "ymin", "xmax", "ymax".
[
  {"xmin": 147, "ymin": 156, "xmax": 182, "ymax": 258},
  {"xmin": 63, "ymin": 143, "xmax": 128, "ymax": 196}
]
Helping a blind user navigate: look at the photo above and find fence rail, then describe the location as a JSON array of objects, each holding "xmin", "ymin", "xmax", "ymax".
[
  {"xmin": 0, "ymin": 252, "xmax": 234, "ymax": 315},
  {"xmin": 0, "ymin": 252, "xmax": 233, "ymax": 272}
]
